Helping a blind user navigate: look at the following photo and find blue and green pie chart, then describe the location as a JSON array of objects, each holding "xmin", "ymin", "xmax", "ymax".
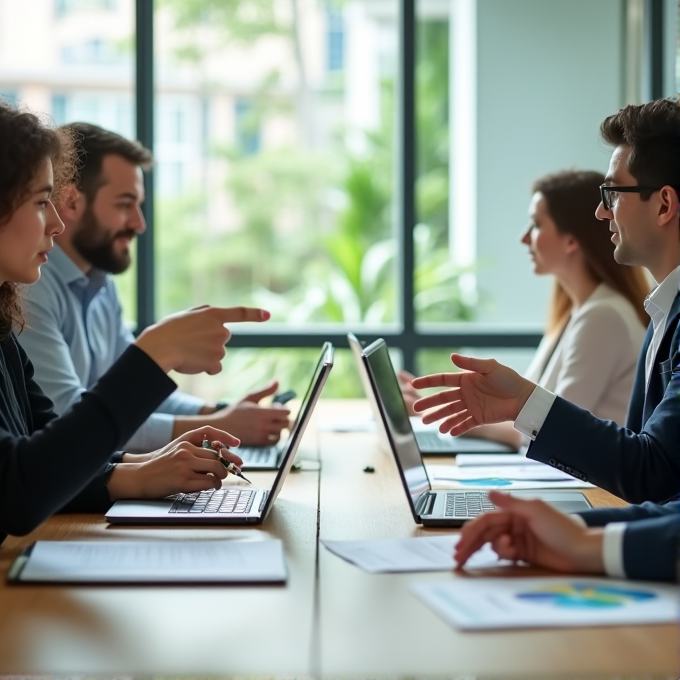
[{"xmin": 516, "ymin": 583, "xmax": 656, "ymax": 608}]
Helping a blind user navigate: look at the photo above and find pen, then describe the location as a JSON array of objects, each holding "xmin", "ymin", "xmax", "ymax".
[{"xmin": 201, "ymin": 436, "xmax": 253, "ymax": 485}]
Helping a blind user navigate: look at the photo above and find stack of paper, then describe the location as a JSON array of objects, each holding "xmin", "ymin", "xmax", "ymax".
[{"xmin": 9, "ymin": 539, "xmax": 287, "ymax": 584}]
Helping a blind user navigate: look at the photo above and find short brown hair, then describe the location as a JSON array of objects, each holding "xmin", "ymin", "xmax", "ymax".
[
  {"xmin": 60, "ymin": 122, "xmax": 152, "ymax": 201},
  {"xmin": 0, "ymin": 101, "xmax": 77, "ymax": 339},
  {"xmin": 532, "ymin": 170, "xmax": 650, "ymax": 333},
  {"xmin": 600, "ymin": 97, "xmax": 680, "ymax": 199}
]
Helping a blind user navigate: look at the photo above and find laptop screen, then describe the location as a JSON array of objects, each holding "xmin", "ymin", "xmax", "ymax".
[
  {"xmin": 260, "ymin": 342, "xmax": 334, "ymax": 517},
  {"xmin": 347, "ymin": 332, "xmax": 387, "ymax": 442},
  {"xmin": 362, "ymin": 339, "xmax": 431, "ymax": 514}
]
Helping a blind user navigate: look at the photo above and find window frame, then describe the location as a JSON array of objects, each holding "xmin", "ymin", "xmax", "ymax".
[{"xmin": 133, "ymin": 0, "xmax": 667, "ymax": 372}]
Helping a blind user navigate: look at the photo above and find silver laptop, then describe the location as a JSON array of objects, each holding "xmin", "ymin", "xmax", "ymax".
[
  {"xmin": 361, "ymin": 338, "xmax": 591, "ymax": 526},
  {"xmin": 348, "ymin": 333, "xmax": 515, "ymax": 456},
  {"xmin": 106, "ymin": 343, "xmax": 334, "ymax": 525},
  {"xmin": 238, "ymin": 356, "xmax": 329, "ymax": 470}
]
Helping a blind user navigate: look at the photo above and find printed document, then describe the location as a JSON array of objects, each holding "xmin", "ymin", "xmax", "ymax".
[
  {"xmin": 427, "ymin": 464, "xmax": 594, "ymax": 490},
  {"xmin": 12, "ymin": 539, "xmax": 287, "ymax": 584},
  {"xmin": 322, "ymin": 535, "xmax": 506, "ymax": 573},
  {"xmin": 412, "ymin": 577, "xmax": 678, "ymax": 630}
]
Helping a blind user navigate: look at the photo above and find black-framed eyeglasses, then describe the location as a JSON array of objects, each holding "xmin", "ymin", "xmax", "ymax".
[{"xmin": 599, "ymin": 184, "xmax": 664, "ymax": 211}]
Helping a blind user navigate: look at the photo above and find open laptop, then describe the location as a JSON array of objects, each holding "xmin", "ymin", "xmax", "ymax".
[
  {"xmin": 361, "ymin": 338, "xmax": 591, "ymax": 526},
  {"xmin": 348, "ymin": 333, "xmax": 515, "ymax": 455},
  {"xmin": 237, "ymin": 353, "xmax": 332, "ymax": 470},
  {"xmin": 105, "ymin": 343, "xmax": 334, "ymax": 525}
]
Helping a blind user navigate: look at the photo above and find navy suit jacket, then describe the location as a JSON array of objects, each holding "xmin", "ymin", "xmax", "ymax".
[
  {"xmin": 579, "ymin": 502, "xmax": 680, "ymax": 582},
  {"xmin": 527, "ymin": 293, "xmax": 680, "ymax": 504}
]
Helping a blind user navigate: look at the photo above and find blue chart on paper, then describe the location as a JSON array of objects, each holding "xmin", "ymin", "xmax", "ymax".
[{"xmin": 516, "ymin": 583, "xmax": 657, "ymax": 609}]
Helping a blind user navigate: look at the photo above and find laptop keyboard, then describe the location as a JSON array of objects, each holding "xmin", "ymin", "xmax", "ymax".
[
  {"xmin": 444, "ymin": 492, "xmax": 496, "ymax": 518},
  {"xmin": 238, "ymin": 445, "xmax": 279, "ymax": 465},
  {"xmin": 169, "ymin": 488, "xmax": 255, "ymax": 514},
  {"xmin": 416, "ymin": 431, "xmax": 455, "ymax": 452}
]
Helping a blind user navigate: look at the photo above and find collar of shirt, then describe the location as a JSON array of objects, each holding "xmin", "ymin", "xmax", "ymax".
[
  {"xmin": 50, "ymin": 244, "xmax": 108, "ymax": 310},
  {"xmin": 644, "ymin": 265, "xmax": 680, "ymax": 330}
]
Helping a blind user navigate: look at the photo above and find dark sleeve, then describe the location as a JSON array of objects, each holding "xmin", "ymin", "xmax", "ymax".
[
  {"xmin": 622, "ymin": 514, "xmax": 680, "ymax": 582},
  {"xmin": 526, "ymin": 374, "xmax": 680, "ymax": 504},
  {"xmin": 0, "ymin": 345, "xmax": 176, "ymax": 536},
  {"xmin": 579, "ymin": 501, "xmax": 680, "ymax": 527}
]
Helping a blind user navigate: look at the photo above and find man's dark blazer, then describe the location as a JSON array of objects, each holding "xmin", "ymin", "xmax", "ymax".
[
  {"xmin": 527, "ymin": 293, "xmax": 680, "ymax": 504},
  {"xmin": 579, "ymin": 502, "xmax": 680, "ymax": 582}
]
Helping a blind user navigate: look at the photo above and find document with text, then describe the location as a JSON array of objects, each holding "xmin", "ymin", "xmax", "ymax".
[
  {"xmin": 322, "ymin": 535, "xmax": 506, "ymax": 573},
  {"xmin": 9, "ymin": 539, "xmax": 287, "ymax": 584}
]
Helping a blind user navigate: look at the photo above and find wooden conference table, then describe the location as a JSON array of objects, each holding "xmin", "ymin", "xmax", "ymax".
[{"xmin": 0, "ymin": 400, "xmax": 676, "ymax": 677}]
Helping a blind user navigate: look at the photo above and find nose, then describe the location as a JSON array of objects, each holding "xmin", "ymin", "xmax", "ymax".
[
  {"xmin": 131, "ymin": 205, "xmax": 147, "ymax": 234},
  {"xmin": 520, "ymin": 225, "xmax": 531, "ymax": 245},
  {"xmin": 595, "ymin": 201, "xmax": 611, "ymax": 221},
  {"xmin": 46, "ymin": 201, "xmax": 65, "ymax": 237}
]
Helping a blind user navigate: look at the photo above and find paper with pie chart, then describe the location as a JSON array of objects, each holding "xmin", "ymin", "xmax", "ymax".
[
  {"xmin": 411, "ymin": 577, "xmax": 678, "ymax": 629},
  {"xmin": 426, "ymin": 464, "xmax": 595, "ymax": 490}
]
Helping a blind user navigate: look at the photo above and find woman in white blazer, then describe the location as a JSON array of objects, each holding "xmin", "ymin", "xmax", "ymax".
[{"xmin": 401, "ymin": 170, "xmax": 650, "ymax": 448}]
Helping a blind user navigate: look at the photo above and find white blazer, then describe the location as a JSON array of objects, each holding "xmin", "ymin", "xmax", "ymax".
[{"xmin": 524, "ymin": 283, "xmax": 646, "ymax": 426}]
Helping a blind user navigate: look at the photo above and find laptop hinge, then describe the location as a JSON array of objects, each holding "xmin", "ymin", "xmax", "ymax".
[
  {"xmin": 415, "ymin": 492, "xmax": 436, "ymax": 516},
  {"xmin": 258, "ymin": 491, "xmax": 269, "ymax": 512}
]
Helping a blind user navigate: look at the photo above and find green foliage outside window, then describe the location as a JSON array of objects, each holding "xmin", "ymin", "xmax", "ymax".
[{"xmin": 145, "ymin": 2, "xmax": 474, "ymax": 398}]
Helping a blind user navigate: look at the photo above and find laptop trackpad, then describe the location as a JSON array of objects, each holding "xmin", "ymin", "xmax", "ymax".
[{"xmin": 509, "ymin": 491, "xmax": 591, "ymax": 513}]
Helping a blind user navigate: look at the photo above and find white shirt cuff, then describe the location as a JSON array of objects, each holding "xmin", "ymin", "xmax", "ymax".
[
  {"xmin": 602, "ymin": 522, "xmax": 628, "ymax": 578},
  {"xmin": 513, "ymin": 386, "xmax": 557, "ymax": 441}
]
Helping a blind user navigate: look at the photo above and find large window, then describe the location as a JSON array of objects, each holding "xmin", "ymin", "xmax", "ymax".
[{"xmin": 0, "ymin": 0, "xmax": 675, "ymax": 400}]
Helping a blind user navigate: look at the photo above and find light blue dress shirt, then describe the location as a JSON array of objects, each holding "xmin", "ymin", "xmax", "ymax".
[{"xmin": 18, "ymin": 245, "xmax": 205, "ymax": 451}]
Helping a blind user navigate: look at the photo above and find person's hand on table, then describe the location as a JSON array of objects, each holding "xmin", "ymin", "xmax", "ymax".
[
  {"xmin": 454, "ymin": 490, "xmax": 605, "ymax": 575},
  {"xmin": 411, "ymin": 353, "xmax": 536, "ymax": 435},
  {"xmin": 112, "ymin": 427, "xmax": 244, "ymax": 499},
  {"xmin": 213, "ymin": 380, "xmax": 292, "ymax": 446}
]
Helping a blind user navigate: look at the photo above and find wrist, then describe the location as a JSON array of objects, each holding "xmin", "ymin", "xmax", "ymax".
[
  {"xmin": 575, "ymin": 529, "xmax": 606, "ymax": 574},
  {"xmin": 134, "ymin": 327, "xmax": 178, "ymax": 373},
  {"xmin": 516, "ymin": 378, "xmax": 537, "ymax": 414},
  {"xmin": 106, "ymin": 462, "xmax": 144, "ymax": 500}
]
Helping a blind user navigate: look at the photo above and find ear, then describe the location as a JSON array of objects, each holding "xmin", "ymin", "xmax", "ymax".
[
  {"xmin": 56, "ymin": 184, "xmax": 85, "ymax": 221},
  {"xmin": 658, "ymin": 186, "xmax": 678, "ymax": 227},
  {"xmin": 562, "ymin": 234, "xmax": 580, "ymax": 256}
]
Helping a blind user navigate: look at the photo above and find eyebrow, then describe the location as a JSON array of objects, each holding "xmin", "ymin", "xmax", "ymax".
[
  {"xmin": 115, "ymin": 192, "xmax": 141, "ymax": 201},
  {"xmin": 34, "ymin": 185, "xmax": 53, "ymax": 195}
]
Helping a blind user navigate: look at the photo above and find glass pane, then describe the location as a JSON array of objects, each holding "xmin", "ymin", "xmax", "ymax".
[
  {"xmin": 154, "ymin": 0, "xmax": 399, "ymax": 334},
  {"xmin": 415, "ymin": 0, "xmax": 622, "ymax": 336},
  {"xmin": 417, "ymin": 347, "xmax": 535, "ymax": 379},
  {"xmin": 0, "ymin": 0, "xmax": 137, "ymax": 325},
  {"xmin": 172, "ymin": 347, "xmax": 365, "ymax": 402}
]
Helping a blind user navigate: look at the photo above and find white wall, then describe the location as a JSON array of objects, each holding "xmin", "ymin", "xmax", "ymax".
[{"xmin": 472, "ymin": 0, "xmax": 624, "ymax": 326}]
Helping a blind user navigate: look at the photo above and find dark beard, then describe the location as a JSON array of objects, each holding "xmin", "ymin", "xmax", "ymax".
[{"xmin": 71, "ymin": 204, "xmax": 135, "ymax": 275}]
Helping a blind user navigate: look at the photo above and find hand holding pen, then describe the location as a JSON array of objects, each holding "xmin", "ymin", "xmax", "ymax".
[{"xmin": 202, "ymin": 435, "xmax": 253, "ymax": 485}]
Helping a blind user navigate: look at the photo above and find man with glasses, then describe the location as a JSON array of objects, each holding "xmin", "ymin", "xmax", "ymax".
[{"xmin": 412, "ymin": 98, "xmax": 680, "ymax": 581}]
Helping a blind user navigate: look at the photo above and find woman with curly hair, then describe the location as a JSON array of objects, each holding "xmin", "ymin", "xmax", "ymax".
[{"xmin": 0, "ymin": 101, "xmax": 269, "ymax": 543}]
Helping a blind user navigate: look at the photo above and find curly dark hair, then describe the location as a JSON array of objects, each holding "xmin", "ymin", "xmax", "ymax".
[{"xmin": 0, "ymin": 101, "xmax": 77, "ymax": 339}]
